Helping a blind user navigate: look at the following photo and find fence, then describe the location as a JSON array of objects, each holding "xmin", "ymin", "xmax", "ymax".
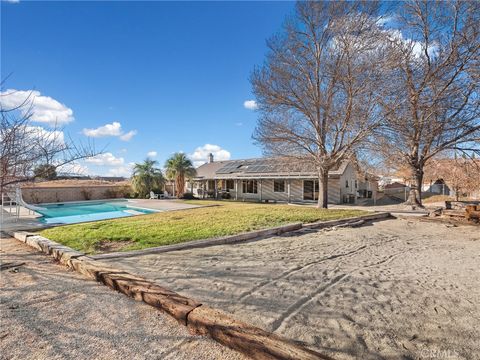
[{"xmin": 21, "ymin": 185, "xmax": 132, "ymax": 204}]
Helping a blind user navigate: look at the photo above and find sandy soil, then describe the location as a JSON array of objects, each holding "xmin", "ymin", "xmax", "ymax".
[
  {"xmin": 105, "ymin": 218, "xmax": 480, "ymax": 359},
  {"xmin": 0, "ymin": 237, "xmax": 245, "ymax": 360}
]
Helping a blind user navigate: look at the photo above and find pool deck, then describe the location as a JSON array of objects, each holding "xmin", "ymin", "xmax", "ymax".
[
  {"xmin": 125, "ymin": 199, "xmax": 203, "ymax": 212},
  {"xmin": 0, "ymin": 199, "xmax": 202, "ymax": 233}
]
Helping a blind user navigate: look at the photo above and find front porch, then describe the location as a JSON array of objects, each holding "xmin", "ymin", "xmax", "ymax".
[{"xmin": 188, "ymin": 177, "xmax": 356, "ymax": 204}]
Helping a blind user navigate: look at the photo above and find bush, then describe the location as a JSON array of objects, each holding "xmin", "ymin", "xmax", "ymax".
[
  {"xmin": 34, "ymin": 164, "xmax": 57, "ymax": 180},
  {"xmin": 180, "ymin": 192, "xmax": 196, "ymax": 200},
  {"xmin": 118, "ymin": 185, "xmax": 133, "ymax": 198},
  {"xmin": 105, "ymin": 185, "xmax": 133, "ymax": 199},
  {"xmin": 104, "ymin": 188, "xmax": 119, "ymax": 199},
  {"xmin": 80, "ymin": 188, "xmax": 92, "ymax": 200},
  {"xmin": 221, "ymin": 192, "xmax": 231, "ymax": 199}
]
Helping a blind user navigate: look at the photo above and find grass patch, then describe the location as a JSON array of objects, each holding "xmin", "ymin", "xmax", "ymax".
[{"xmin": 40, "ymin": 201, "xmax": 367, "ymax": 254}]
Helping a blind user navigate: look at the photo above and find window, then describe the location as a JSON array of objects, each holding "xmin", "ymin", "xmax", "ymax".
[
  {"xmin": 274, "ymin": 180, "xmax": 285, "ymax": 193},
  {"xmin": 242, "ymin": 180, "xmax": 258, "ymax": 194},
  {"xmin": 226, "ymin": 179, "xmax": 234, "ymax": 190},
  {"xmin": 354, "ymin": 180, "xmax": 358, "ymax": 189},
  {"xmin": 303, "ymin": 180, "xmax": 319, "ymax": 200},
  {"xmin": 345, "ymin": 180, "xmax": 349, "ymax": 188},
  {"xmin": 208, "ymin": 180, "xmax": 215, "ymax": 190}
]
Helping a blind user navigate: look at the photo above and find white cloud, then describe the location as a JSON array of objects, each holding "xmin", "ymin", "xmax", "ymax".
[
  {"xmin": 375, "ymin": 15, "xmax": 394, "ymax": 26},
  {"xmin": 85, "ymin": 152, "xmax": 124, "ymax": 166},
  {"xmin": 82, "ymin": 121, "xmax": 122, "ymax": 137},
  {"xmin": 385, "ymin": 28, "xmax": 438, "ymax": 59},
  {"xmin": 243, "ymin": 100, "xmax": 258, "ymax": 110},
  {"xmin": 147, "ymin": 151, "xmax": 157, "ymax": 157},
  {"xmin": 235, "ymin": 122, "xmax": 243, "ymax": 127},
  {"xmin": 82, "ymin": 121, "xmax": 137, "ymax": 141},
  {"xmin": 3, "ymin": 0, "xmax": 20, "ymax": 4},
  {"xmin": 189, "ymin": 144, "xmax": 231, "ymax": 167},
  {"xmin": 0, "ymin": 89, "xmax": 74, "ymax": 126},
  {"xmin": 26, "ymin": 126, "xmax": 65, "ymax": 145},
  {"xmin": 119, "ymin": 130, "xmax": 137, "ymax": 141},
  {"xmin": 57, "ymin": 161, "xmax": 89, "ymax": 176}
]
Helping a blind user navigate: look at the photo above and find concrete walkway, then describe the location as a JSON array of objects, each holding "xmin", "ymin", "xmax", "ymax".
[
  {"xmin": 126, "ymin": 199, "xmax": 203, "ymax": 211},
  {"xmin": 0, "ymin": 236, "xmax": 245, "ymax": 360},
  {"xmin": 1, "ymin": 205, "xmax": 45, "ymax": 233},
  {"xmin": 103, "ymin": 218, "xmax": 480, "ymax": 359}
]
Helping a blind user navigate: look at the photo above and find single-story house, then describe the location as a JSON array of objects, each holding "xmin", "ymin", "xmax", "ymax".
[{"xmin": 187, "ymin": 154, "xmax": 378, "ymax": 204}]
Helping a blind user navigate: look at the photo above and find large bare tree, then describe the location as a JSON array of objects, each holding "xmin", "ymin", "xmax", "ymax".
[
  {"xmin": 378, "ymin": 0, "xmax": 480, "ymax": 205},
  {"xmin": 424, "ymin": 156, "xmax": 480, "ymax": 201},
  {"xmin": 251, "ymin": 1, "xmax": 389, "ymax": 208},
  {"xmin": 0, "ymin": 89, "xmax": 100, "ymax": 195}
]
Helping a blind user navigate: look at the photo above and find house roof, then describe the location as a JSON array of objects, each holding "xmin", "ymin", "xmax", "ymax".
[
  {"xmin": 194, "ymin": 157, "xmax": 351, "ymax": 180},
  {"xmin": 384, "ymin": 181, "xmax": 407, "ymax": 189}
]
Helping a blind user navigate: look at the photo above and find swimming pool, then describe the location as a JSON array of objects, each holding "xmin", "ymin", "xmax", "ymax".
[{"xmin": 36, "ymin": 200, "xmax": 157, "ymax": 224}]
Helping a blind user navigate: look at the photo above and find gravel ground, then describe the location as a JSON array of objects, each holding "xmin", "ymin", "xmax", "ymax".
[
  {"xmin": 104, "ymin": 218, "xmax": 480, "ymax": 360},
  {"xmin": 0, "ymin": 237, "xmax": 245, "ymax": 360}
]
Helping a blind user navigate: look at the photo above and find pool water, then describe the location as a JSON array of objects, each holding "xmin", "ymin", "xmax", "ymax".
[{"xmin": 37, "ymin": 200, "xmax": 157, "ymax": 224}]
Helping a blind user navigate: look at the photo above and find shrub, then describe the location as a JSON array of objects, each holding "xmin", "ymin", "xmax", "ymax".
[
  {"xmin": 119, "ymin": 185, "xmax": 133, "ymax": 198},
  {"xmin": 221, "ymin": 192, "xmax": 231, "ymax": 199},
  {"xmin": 104, "ymin": 188, "xmax": 119, "ymax": 199},
  {"xmin": 30, "ymin": 191, "xmax": 40, "ymax": 204},
  {"xmin": 180, "ymin": 192, "xmax": 196, "ymax": 200},
  {"xmin": 33, "ymin": 164, "xmax": 57, "ymax": 180},
  {"xmin": 80, "ymin": 188, "xmax": 92, "ymax": 200}
]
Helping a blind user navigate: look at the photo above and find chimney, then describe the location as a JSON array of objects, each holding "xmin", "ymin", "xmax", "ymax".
[{"xmin": 208, "ymin": 153, "xmax": 214, "ymax": 163}]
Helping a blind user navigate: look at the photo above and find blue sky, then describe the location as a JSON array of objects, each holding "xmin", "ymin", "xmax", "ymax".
[{"xmin": 1, "ymin": 0, "xmax": 295, "ymax": 176}]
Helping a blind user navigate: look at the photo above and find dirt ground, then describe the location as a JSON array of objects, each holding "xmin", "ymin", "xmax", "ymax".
[
  {"xmin": 0, "ymin": 237, "xmax": 245, "ymax": 360},
  {"xmin": 104, "ymin": 218, "xmax": 480, "ymax": 360}
]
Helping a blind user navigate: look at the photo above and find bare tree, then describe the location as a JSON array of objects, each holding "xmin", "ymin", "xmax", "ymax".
[
  {"xmin": 378, "ymin": 0, "xmax": 480, "ymax": 205},
  {"xmin": 0, "ymin": 88, "xmax": 101, "ymax": 195},
  {"xmin": 424, "ymin": 156, "xmax": 480, "ymax": 201},
  {"xmin": 251, "ymin": 1, "xmax": 389, "ymax": 208}
]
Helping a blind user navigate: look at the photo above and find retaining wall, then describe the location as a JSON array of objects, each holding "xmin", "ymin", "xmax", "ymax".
[{"xmin": 21, "ymin": 185, "xmax": 132, "ymax": 204}]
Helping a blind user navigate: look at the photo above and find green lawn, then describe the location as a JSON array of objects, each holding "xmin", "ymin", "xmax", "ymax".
[{"xmin": 40, "ymin": 201, "xmax": 367, "ymax": 254}]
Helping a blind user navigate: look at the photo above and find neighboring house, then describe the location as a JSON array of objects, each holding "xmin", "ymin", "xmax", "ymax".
[
  {"xmin": 382, "ymin": 181, "xmax": 410, "ymax": 201},
  {"xmin": 187, "ymin": 154, "xmax": 378, "ymax": 204},
  {"xmin": 384, "ymin": 182, "xmax": 407, "ymax": 190},
  {"xmin": 423, "ymin": 179, "xmax": 451, "ymax": 195}
]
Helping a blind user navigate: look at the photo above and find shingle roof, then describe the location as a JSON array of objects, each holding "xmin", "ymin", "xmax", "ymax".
[{"xmin": 194, "ymin": 157, "xmax": 350, "ymax": 180}]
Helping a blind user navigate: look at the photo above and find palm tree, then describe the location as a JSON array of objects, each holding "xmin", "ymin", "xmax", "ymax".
[
  {"xmin": 131, "ymin": 158, "xmax": 164, "ymax": 198},
  {"xmin": 164, "ymin": 153, "xmax": 196, "ymax": 197}
]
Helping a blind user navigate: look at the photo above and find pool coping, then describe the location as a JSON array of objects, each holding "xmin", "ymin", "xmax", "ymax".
[
  {"xmin": 32, "ymin": 203, "xmax": 220, "ymax": 229},
  {"xmin": 33, "ymin": 198, "xmax": 129, "ymax": 206}
]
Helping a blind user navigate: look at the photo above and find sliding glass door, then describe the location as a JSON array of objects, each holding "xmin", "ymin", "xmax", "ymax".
[{"xmin": 303, "ymin": 180, "xmax": 319, "ymax": 201}]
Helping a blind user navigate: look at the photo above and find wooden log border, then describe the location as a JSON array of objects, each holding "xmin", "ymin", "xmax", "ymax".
[{"xmin": 11, "ymin": 231, "xmax": 333, "ymax": 360}]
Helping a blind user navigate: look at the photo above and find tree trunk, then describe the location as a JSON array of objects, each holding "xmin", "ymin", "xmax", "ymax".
[
  {"xmin": 176, "ymin": 174, "xmax": 185, "ymax": 198},
  {"xmin": 405, "ymin": 165, "xmax": 424, "ymax": 207},
  {"xmin": 317, "ymin": 169, "xmax": 329, "ymax": 209},
  {"xmin": 414, "ymin": 167, "xmax": 424, "ymax": 205}
]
